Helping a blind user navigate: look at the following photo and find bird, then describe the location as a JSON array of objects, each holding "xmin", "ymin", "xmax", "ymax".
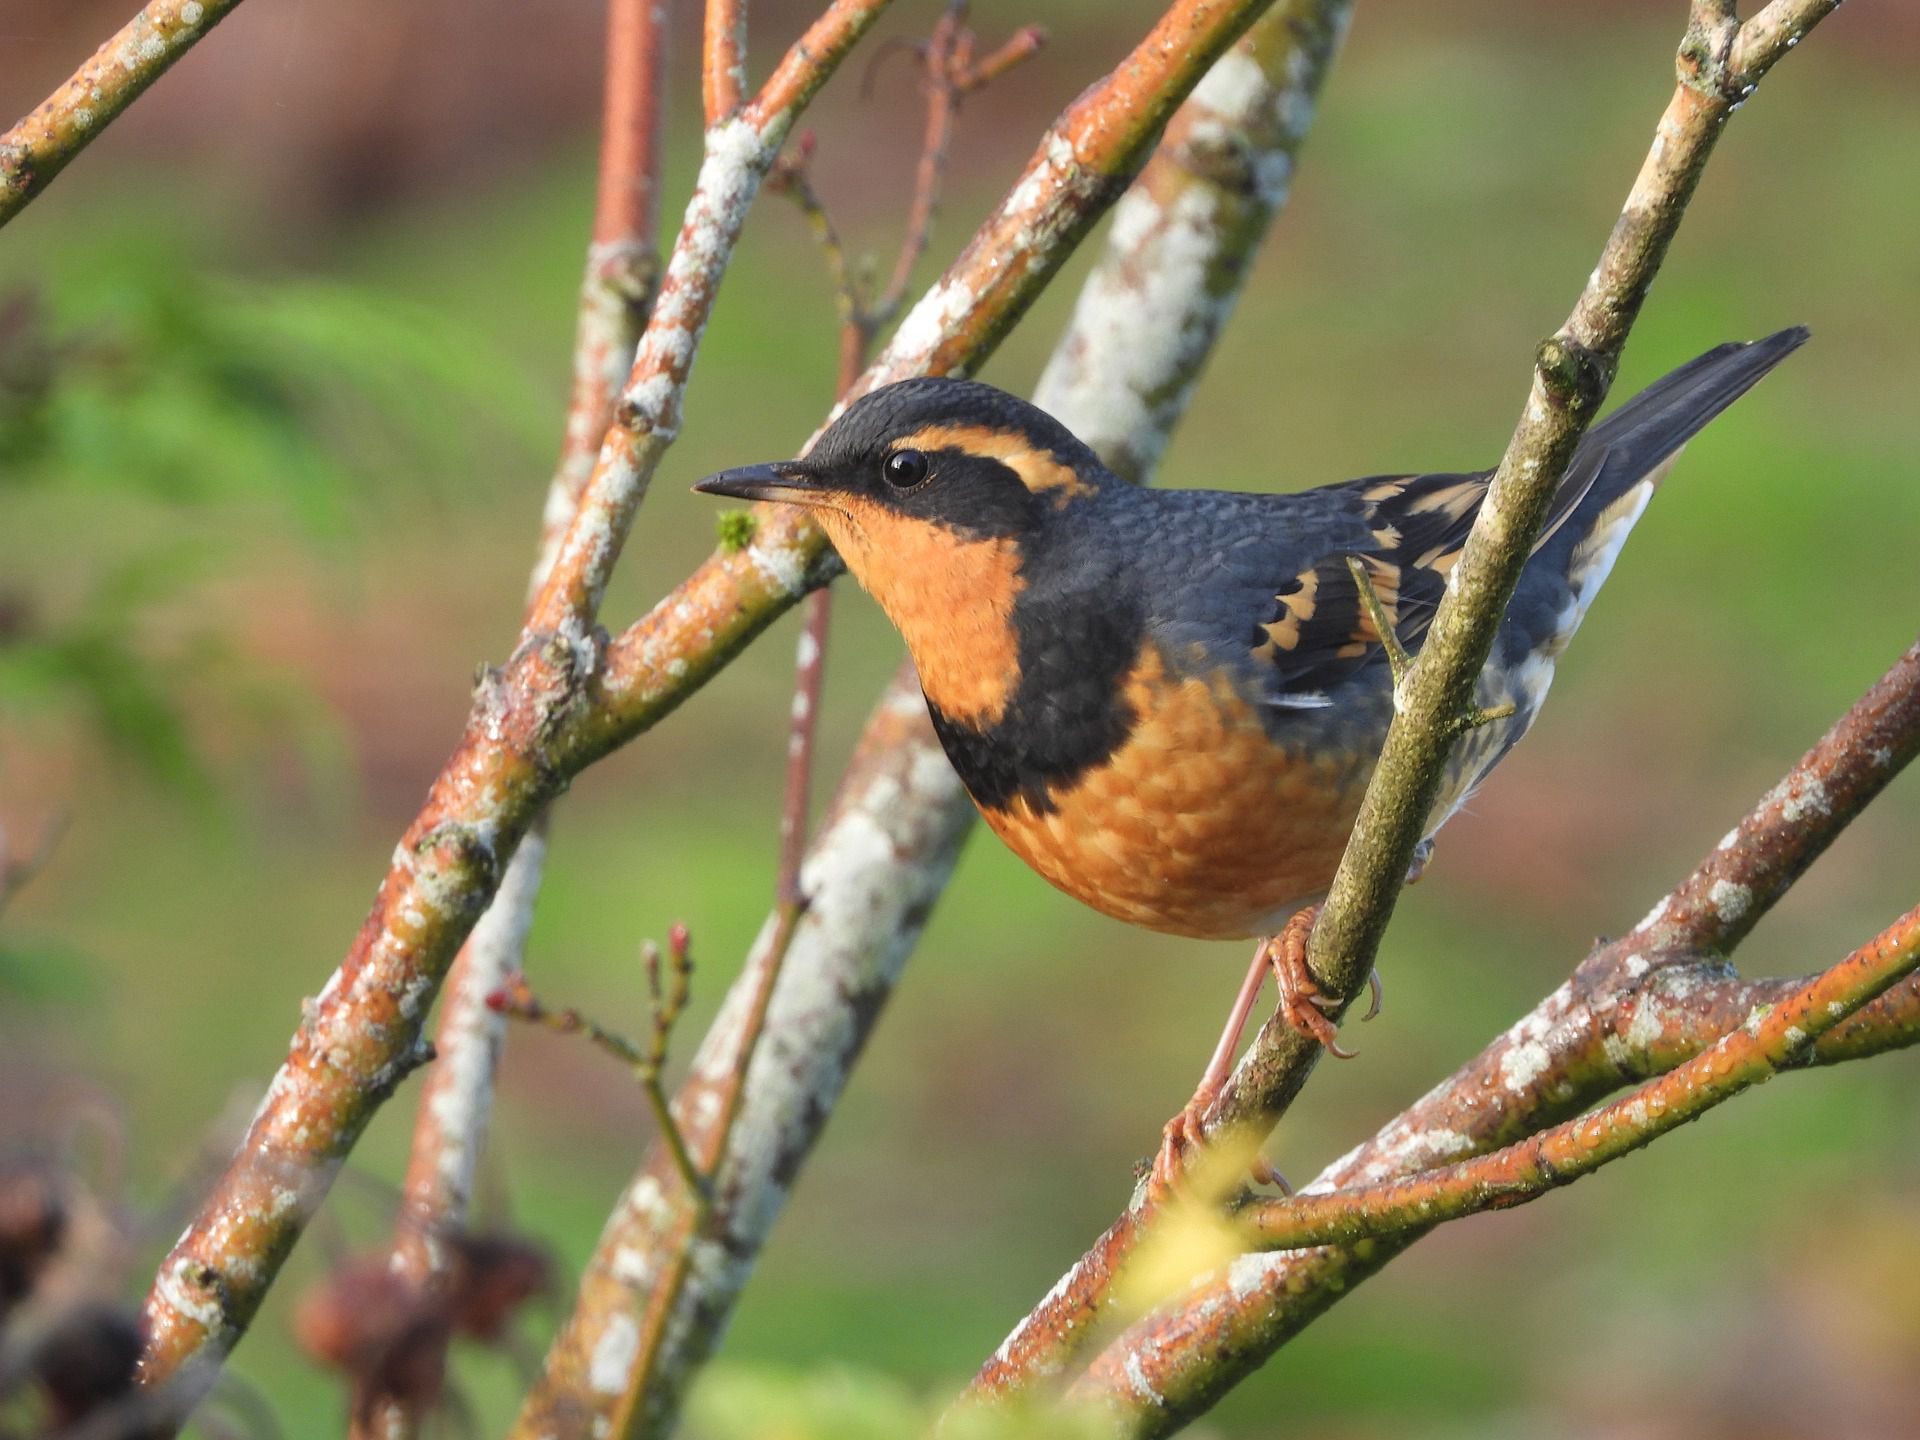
[{"xmin": 694, "ymin": 327, "xmax": 1808, "ymax": 1188}]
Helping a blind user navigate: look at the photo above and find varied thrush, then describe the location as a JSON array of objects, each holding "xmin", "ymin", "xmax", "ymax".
[{"xmin": 696, "ymin": 327, "xmax": 1807, "ymax": 1185}]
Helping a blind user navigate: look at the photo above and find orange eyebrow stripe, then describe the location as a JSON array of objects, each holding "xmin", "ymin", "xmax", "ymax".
[{"xmin": 895, "ymin": 423, "xmax": 1096, "ymax": 504}]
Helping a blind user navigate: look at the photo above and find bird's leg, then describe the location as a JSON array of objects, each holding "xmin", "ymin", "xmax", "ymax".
[
  {"xmin": 1151, "ymin": 939, "xmax": 1276, "ymax": 1193},
  {"xmin": 1268, "ymin": 903, "xmax": 1358, "ymax": 1058}
]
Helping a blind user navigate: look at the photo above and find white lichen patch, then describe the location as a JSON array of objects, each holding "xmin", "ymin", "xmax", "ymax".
[
  {"xmin": 623, "ymin": 1174, "xmax": 674, "ymax": 1230},
  {"xmin": 588, "ymin": 1313, "xmax": 640, "ymax": 1394},
  {"xmin": 1780, "ymin": 776, "xmax": 1830, "ymax": 823},
  {"xmin": 155, "ymin": 1257, "xmax": 226, "ymax": 1328},
  {"xmin": 609, "ymin": 1246, "xmax": 655, "ymax": 1287},
  {"xmin": 1624, "ymin": 999, "xmax": 1666, "ymax": 1057},
  {"xmin": 746, "ymin": 536, "xmax": 810, "ymax": 596},
  {"xmin": 181, "ymin": 2, "xmax": 207, "ymax": 25},
  {"xmin": 1191, "ymin": 48, "xmax": 1269, "ymax": 119},
  {"xmin": 1499, "ymin": 1037, "xmax": 1552, "ymax": 1093},
  {"xmin": 1708, "ymin": 879, "xmax": 1752, "ymax": 924},
  {"xmin": 1003, "ymin": 129, "xmax": 1079, "ymax": 220},
  {"xmin": 888, "ymin": 274, "xmax": 975, "ymax": 366},
  {"xmin": 1124, "ymin": 1350, "xmax": 1163, "ymax": 1407}
]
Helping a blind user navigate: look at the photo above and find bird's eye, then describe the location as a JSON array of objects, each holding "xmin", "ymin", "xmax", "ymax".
[{"xmin": 881, "ymin": 449, "xmax": 930, "ymax": 489}]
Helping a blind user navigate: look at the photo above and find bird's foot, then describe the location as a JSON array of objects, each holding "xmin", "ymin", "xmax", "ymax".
[
  {"xmin": 1151, "ymin": 1089, "xmax": 1213, "ymax": 1198},
  {"xmin": 1270, "ymin": 905, "xmax": 1357, "ymax": 1058},
  {"xmin": 1150, "ymin": 1089, "xmax": 1291, "ymax": 1198}
]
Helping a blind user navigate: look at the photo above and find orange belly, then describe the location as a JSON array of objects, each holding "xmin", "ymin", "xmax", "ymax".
[{"xmin": 975, "ymin": 654, "xmax": 1371, "ymax": 940}]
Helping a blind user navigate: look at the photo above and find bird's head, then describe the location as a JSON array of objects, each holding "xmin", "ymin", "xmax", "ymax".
[
  {"xmin": 693, "ymin": 376, "xmax": 1107, "ymax": 570},
  {"xmin": 694, "ymin": 377, "xmax": 1112, "ymax": 726}
]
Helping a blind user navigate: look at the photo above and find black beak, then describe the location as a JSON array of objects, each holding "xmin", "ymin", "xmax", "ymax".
[{"xmin": 691, "ymin": 460, "xmax": 827, "ymax": 505}]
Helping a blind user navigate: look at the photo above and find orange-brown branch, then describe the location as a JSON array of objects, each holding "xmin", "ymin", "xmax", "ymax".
[
  {"xmin": 703, "ymin": 0, "xmax": 749, "ymax": 124},
  {"xmin": 1244, "ymin": 905, "xmax": 1920, "ymax": 1251},
  {"xmin": 0, "ymin": 0, "xmax": 248, "ymax": 228}
]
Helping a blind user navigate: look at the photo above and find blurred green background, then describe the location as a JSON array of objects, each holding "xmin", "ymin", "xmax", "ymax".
[{"xmin": 3, "ymin": 0, "xmax": 1919, "ymax": 1435}]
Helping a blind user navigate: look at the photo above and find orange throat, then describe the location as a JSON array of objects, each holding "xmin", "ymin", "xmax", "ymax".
[{"xmin": 814, "ymin": 500, "xmax": 1027, "ymax": 729}]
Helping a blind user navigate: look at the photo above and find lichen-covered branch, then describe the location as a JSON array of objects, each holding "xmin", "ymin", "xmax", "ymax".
[
  {"xmin": 533, "ymin": 0, "xmax": 674, "ymax": 586},
  {"xmin": 135, "ymin": 4, "xmax": 894, "ymax": 1405},
  {"xmin": 0, "ymin": 0, "xmax": 246, "ymax": 228},
  {"xmin": 1035, "ymin": 0, "xmax": 1352, "ymax": 483},
  {"xmin": 1244, "ymin": 903, "xmax": 1920, "ymax": 1252}
]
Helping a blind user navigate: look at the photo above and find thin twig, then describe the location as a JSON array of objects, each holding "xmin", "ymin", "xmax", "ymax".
[
  {"xmin": 0, "ymin": 1, "xmax": 248, "ymax": 228},
  {"xmin": 704, "ymin": 0, "xmax": 750, "ymax": 125},
  {"xmin": 778, "ymin": 591, "xmax": 833, "ymax": 910},
  {"xmin": 868, "ymin": 2, "xmax": 970, "ymax": 330},
  {"xmin": 371, "ymin": 8, "xmax": 671, "ymax": 1433},
  {"xmin": 484, "ymin": 934, "xmax": 705, "ymax": 1202}
]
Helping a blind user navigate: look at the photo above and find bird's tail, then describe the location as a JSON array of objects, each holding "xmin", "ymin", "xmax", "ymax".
[
  {"xmin": 1564, "ymin": 324, "xmax": 1810, "ymax": 514},
  {"xmin": 1520, "ymin": 326, "xmax": 1808, "ymax": 633}
]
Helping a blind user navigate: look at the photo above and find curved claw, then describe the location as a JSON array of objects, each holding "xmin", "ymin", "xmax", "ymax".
[
  {"xmin": 1361, "ymin": 967, "xmax": 1384, "ymax": 1023},
  {"xmin": 1248, "ymin": 1157, "xmax": 1294, "ymax": 1194}
]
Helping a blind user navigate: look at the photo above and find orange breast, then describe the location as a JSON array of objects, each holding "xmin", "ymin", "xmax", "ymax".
[{"xmin": 977, "ymin": 647, "xmax": 1370, "ymax": 940}]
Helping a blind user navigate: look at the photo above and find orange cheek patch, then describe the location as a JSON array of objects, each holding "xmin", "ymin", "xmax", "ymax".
[
  {"xmin": 894, "ymin": 423, "xmax": 1095, "ymax": 506},
  {"xmin": 977, "ymin": 646, "xmax": 1370, "ymax": 940},
  {"xmin": 817, "ymin": 500, "xmax": 1026, "ymax": 728}
]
